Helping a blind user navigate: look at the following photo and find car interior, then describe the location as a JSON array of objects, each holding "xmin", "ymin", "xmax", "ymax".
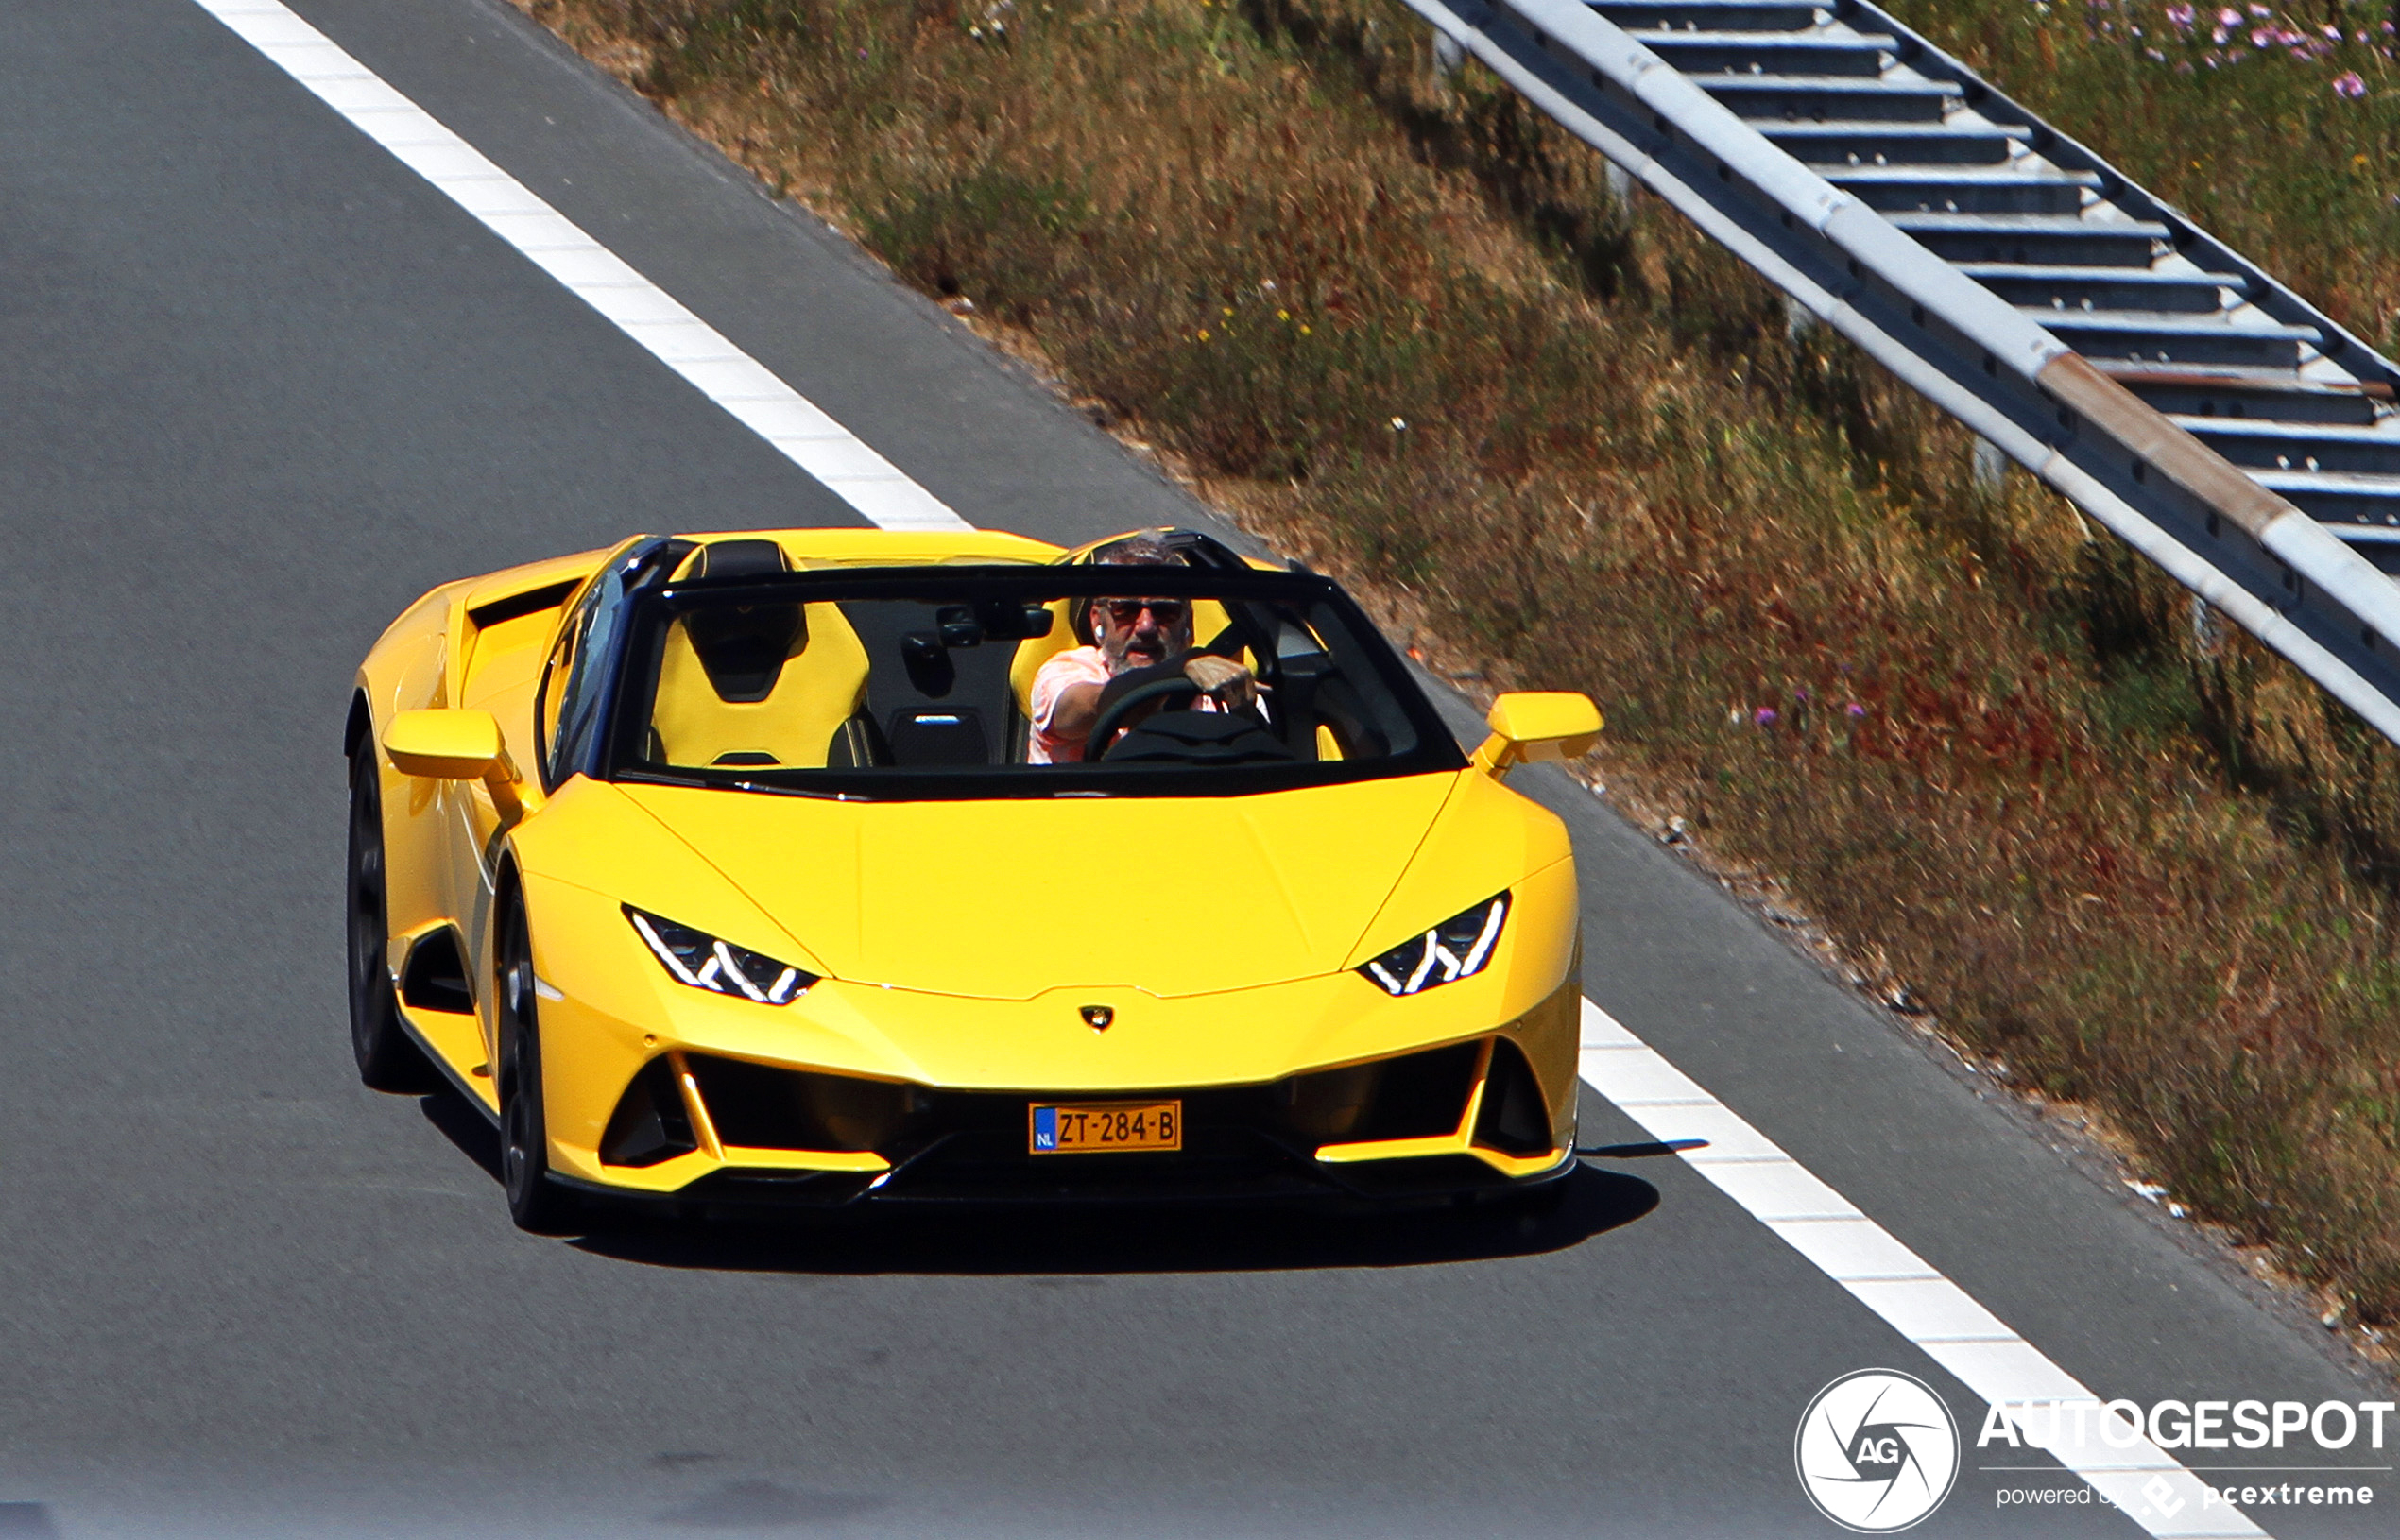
[{"xmin": 631, "ymin": 539, "xmax": 1411, "ymax": 777}]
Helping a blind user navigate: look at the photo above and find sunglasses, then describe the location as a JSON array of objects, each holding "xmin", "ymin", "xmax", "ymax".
[{"xmin": 1098, "ymin": 598, "xmax": 1191, "ymax": 625}]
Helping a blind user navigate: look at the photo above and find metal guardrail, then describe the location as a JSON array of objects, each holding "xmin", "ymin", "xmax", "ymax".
[{"xmin": 1401, "ymin": 0, "xmax": 2400, "ymax": 743}]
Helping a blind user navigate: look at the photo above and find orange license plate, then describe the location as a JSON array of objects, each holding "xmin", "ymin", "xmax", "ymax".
[{"xmin": 1028, "ymin": 1100, "xmax": 1181, "ymax": 1155}]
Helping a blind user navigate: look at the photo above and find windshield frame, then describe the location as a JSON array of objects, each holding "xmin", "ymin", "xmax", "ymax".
[{"xmin": 596, "ymin": 562, "xmax": 1468, "ymax": 800}]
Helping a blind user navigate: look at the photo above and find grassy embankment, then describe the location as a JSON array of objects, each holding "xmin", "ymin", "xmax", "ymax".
[
  {"xmin": 1886, "ymin": 0, "xmax": 2400, "ymax": 349},
  {"xmin": 515, "ymin": 0, "xmax": 2400, "ymax": 1331}
]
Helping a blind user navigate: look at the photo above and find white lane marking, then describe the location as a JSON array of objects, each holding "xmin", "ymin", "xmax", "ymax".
[
  {"xmin": 1581, "ymin": 1000, "xmax": 2268, "ymax": 1538},
  {"xmin": 188, "ymin": 0, "xmax": 969, "ymax": 533},
  {"xmin": 181, "ymin": 2, "xmax": 2276, "ymax": 1530}
]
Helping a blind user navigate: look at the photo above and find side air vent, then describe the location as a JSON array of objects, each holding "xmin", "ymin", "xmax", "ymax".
[
  {"xmin": 1471, "ymin": 1038, "xmax": 1553, "ymax": 1157},
  {"xmin": 1283, "ymin": 1040, "xmax": 1481, "ymax": 1144},
  {"xmin": 683, "ymin": 1055, "xmax": 910, "ymax": 1153},
  {"xmin": 398, "ymin": 927, "xmax": 472, "ymax": 1015},
  {"xmin": 599, "ymin": 1057, "xmax": 698, "ymax": 1168},
  {"xmin": 467, "ymin": 578, "xmax": 578, "ymax": 631}
]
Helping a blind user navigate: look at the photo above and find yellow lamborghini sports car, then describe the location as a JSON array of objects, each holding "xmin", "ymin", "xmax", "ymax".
[{"xmin": 346, "ymin": 527, "xmax": 1602, "ymax": 1230}]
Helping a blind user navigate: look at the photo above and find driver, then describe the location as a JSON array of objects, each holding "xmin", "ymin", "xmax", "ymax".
[{"xmin": 1028, "ymin": 538, "xmax": 1257, "ymax": 763}]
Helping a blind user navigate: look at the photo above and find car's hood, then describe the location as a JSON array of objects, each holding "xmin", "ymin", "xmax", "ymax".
[{"xmin": 612, "ymin": 776, "xmax": 1461, "ymax": 999}]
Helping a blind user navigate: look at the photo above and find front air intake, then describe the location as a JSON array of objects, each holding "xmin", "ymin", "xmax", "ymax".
[
  {"xmin": 1471, "ymin": 1037, "xmax": 1552, "ymax": 1157},
  {"xmin": 682, "ymin": 1055, "xmax": 909, "ymax": 1153},
  {"xmin": 599, "ymin": 1057, "xmax": 698, "ymax": 1167},
  {"xmin": 1282, "ymin": 1040, "xmax": 1481, "ymax": 1144}
]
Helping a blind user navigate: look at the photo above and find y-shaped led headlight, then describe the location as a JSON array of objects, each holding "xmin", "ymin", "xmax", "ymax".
[
  {"xmin": 1358, "ymin": 893, "xmax": 1510, "ymax": 996},
  {"xmin": 626, "ymin": 906, "xmax": 816, "ymax": 1004}
]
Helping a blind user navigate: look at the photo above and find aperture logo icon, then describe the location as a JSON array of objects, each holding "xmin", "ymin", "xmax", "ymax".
[{"xmin": 1795, "ymin": 1369, "xmax": 1961, "ymax": 1531}]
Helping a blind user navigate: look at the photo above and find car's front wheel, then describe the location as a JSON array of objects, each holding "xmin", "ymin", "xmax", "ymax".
[
  {"xmin": 347, "ymin": 745, "xmax": 437, "ymax": 1093},
  {"xmin": 496, "ymin": 887, "xmax": 579, "ymax": 1234}
]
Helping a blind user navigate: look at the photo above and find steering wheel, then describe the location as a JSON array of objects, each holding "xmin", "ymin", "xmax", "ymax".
[{"xmin": 1087, "ymin": 676, "xmax": 1204, "ymax": 761}]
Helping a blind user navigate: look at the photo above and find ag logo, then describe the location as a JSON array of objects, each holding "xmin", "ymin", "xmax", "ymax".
[{"xmin": 1794, "ymin": 1369, "xmax": 1959, "ymax": 1532}]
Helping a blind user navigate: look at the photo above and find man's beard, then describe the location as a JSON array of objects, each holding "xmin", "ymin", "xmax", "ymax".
[{"xmin": 1105, "ymin": 632, "xmax": 1177, "ymax": 674}]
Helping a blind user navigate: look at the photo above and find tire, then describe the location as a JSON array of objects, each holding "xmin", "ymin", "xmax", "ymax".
[
  {"xmin": 496, "ymin": 888, "xmax": 580, "ymax": 1234},
  {"xmin": 347, "ymin": 746, "xmax": 438, "ymax": 1093}
]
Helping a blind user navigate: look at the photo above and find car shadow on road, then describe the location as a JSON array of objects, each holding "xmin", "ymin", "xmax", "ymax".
[{"xmin": 562, "ymin": 1163, "xmax": 1659, "ymax": 1276}]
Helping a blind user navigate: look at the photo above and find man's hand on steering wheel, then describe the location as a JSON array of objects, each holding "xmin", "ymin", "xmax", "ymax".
[{"xmin": 1183, "ymin": 653, "xmax": 1257, "ymax": 712}]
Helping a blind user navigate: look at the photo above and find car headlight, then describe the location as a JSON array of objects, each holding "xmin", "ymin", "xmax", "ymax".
[
  {"xmin": 1357, "ymin": 893, "xmax": 1510, "ymax": 996},
  {"xmin": 626, "ymin": 906, "xmax": 816, "ymax": 1004}
]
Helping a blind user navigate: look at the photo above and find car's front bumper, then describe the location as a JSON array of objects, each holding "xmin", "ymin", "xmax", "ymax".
[
  {"xmin": 517, "ymin": 864, "xmax": 1584, "ymax": 1211},
  {"xmin": 562, "ymin": 1053, "xmax": 1580, "ymax": 1213}
]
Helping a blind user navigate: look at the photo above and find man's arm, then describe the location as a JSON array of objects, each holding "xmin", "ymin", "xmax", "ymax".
[
  {"xmin": 1045, "ymin": 658, "xmax": 1248, "ymax": 740},
  {"xmin": 1046, "ymin": 679, "xmax": 1105, "ymax": 743},
  {"xmin": 1030, "ymin": 648, "xmax": 1111, "ymax": 760}
]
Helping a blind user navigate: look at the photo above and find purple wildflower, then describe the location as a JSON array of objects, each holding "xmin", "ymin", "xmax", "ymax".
[
  {"xmin": 2216, "ymin": 6, "xmax": 2240, "ymax": 25},
  {"xmin": 2165, "ymin": 3, "xmax": 2194, "ymax": 27},
  {"xmin": 2336, "ymin": 70, "xmax": 2369, "ymax": 98},
  {"xmin": 1753, "ymin": 707, "xmax": 1778, "ymax": 728},
  {"xmin": 1845, "ymin": 703, "xmax": 1868, "ymax": 719},
  {"xmin": 2246, "ymin": 2, "xmax": 2270, "ymax": 16}
]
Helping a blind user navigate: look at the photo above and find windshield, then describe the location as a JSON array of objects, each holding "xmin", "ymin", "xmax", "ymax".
[{"xmin": 600, "ymin": 564, "xmax": 1465, "ymax": 799}]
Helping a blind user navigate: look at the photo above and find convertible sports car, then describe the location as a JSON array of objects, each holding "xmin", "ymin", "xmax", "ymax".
[{"xmin": 346, "ymin": 526, "xmax": 1601, "ymax": 1230}]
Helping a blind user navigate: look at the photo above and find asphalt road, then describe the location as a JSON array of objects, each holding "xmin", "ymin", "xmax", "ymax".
[{"xmin": 0, "ymin": 1, "xmax": 2390, "ymax": 1535}]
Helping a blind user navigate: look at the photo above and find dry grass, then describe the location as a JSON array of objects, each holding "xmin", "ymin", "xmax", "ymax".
[{"xmin": 513, "ymin": 0, "xmax": 2400, "ymax": 1326}]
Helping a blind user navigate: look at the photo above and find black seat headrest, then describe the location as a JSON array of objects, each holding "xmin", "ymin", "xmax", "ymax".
[
  {"xmin": 684, "ymin": 541, "xmax": 802, "ymax": 703},
  {"xmin": 693, "ymin": 539, "xmax": 789, "ymax": 579}
]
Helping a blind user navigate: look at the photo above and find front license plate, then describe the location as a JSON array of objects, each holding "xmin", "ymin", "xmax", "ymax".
[{"xmin": 1029, "ymin": 1100, "xmax": 1182, "ymax": 1155}]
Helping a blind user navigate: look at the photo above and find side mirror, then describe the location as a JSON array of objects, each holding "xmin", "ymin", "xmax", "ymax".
[
  {"xmin": 1473, "ymin": 692, "xmax": 1603, "ymax": 778},
  {"xmin": 383, "ymin": 710, "xmax": 535, "ymax": 821}
]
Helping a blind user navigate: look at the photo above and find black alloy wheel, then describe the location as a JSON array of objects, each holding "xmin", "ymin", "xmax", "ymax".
[
  {"xmin": 347, "ymin": 747, "xmax": 437, "ymax": 1092},
  {"xmin": 497, "ymin": 888, "xmax": 579, "ymax": 1234}
]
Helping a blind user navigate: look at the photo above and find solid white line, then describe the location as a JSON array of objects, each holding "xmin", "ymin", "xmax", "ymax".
[
  {"xmin": 182, "ymin": 2, "xmax": 2274, "ymax": 1531},
  {"xmin": 1581, "ymin": 1000, "xmax": 2269, "ymax": 1538},
  {"xmin": 188, "ymin": 0, "xmax": 969, "ymax": 534}
]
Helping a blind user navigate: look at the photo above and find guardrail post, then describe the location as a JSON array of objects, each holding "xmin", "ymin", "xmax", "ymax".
[
  {"xmin": 1431, "ymin": 29, "xmax": 1464, "ymax": 82},
  {"xmin": 1972, "ymin": 437, "xmax": 2009, "ymax": 497}
]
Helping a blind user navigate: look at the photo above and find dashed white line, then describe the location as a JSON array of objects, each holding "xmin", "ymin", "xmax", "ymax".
[
  {"xmin": 191, "ymin": 2, "xmax": 2275, "ymax": 1531},
  {"xmin": 190, "ymin": 0, "xmax": 969, "ymax": 533}
]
